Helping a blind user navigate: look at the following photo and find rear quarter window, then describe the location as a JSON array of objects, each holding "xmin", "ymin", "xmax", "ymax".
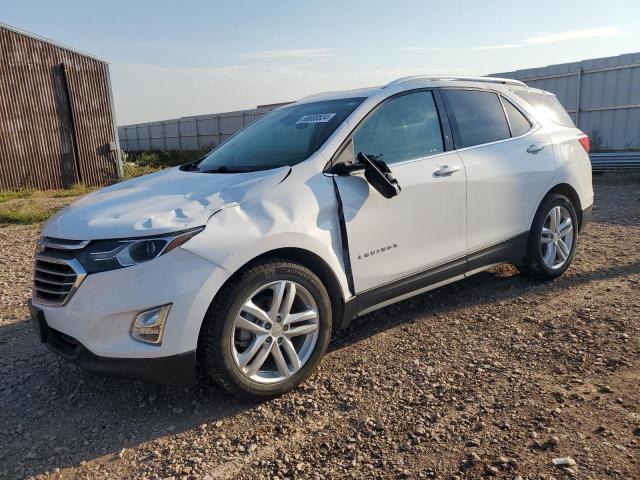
[
  {"xmin": 511, "ymin": 90, "xmax": 575, "ymax": 128},
  {"xmin": 501, "ymin": 98, "xmax": 532, "ymax": 137}
]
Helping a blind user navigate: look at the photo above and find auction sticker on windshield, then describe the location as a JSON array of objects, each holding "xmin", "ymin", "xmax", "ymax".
[{"xmin": 296, "ymin": 113, "xmax": 336, "ymax": 124}]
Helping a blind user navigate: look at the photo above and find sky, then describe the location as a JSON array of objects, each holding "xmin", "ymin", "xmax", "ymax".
[{"xmin": 2, "ymin": 0, "xmax": 640, "ymax": 125}]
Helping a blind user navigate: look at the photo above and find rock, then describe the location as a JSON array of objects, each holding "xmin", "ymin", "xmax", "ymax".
[
  {"xmin": 485, "ymin": 464, "xmax": 499, "ymax": 476},
  {"xmin": 598, "ymin": 385, "xmax": 614, "ymax": 393},
  {"xmin": 552, "ymin": 457, "xmax": 576, "ymax": 467}
]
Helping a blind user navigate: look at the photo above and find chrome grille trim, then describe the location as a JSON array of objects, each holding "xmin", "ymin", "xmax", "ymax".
[
  {"xmin": 33, "ymin": 255, "xmax": 87, "ymax": 306},
  {"xmin": 39, "ymin": 237, "xmax": 90, "ymax": 251}
]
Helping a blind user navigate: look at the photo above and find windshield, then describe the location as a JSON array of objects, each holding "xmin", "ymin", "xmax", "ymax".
[{"xmin": 192, "ymin": 98, "xmax": 364, "ymax": 172}]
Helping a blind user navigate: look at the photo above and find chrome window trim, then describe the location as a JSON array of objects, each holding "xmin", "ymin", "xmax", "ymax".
[
  {"xmin": 386, "ymin": 149, "xmax": 460, "ymax": 168},
  {"xmin": 388, "ymin": 124, "xmax": 541, "ymax": 165},
  {"xmin": 327, "ymin": 85, "xmax": 543, "ymax": 173},
  {"xmin": 452, "ymin": 124, "xmax": 541, "ymax": 153}
]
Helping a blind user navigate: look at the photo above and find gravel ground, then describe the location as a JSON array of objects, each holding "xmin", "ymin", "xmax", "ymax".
[{"xmin": 0, "ymin": 180, "xmax": 639, "ymax": 480}]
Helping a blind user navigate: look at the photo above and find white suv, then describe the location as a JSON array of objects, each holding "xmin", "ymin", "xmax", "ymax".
[{"xmin": 29, "ymin": 76, "xmax": 593, "ymax": 398}]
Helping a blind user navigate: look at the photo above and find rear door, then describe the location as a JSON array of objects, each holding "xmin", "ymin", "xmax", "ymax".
[
  {"xmin": 332, "ymin": 90, "xmax": 467, "ymax": 296},
  {"xmin": 441, "ymin": 88, "xmax": 556, "ymax": 260}
]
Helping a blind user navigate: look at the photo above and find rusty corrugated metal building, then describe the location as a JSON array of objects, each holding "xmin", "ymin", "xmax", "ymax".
[{"xmin": 0, "ymin": 22, "xmax": 121, "ymax": 191}]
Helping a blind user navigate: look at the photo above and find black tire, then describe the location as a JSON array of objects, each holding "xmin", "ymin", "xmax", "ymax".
[
  {"xmin": 521, "ymin": 194, "xmax": 578, "ymax": 280},
  {"xmin": 200, "ymin": 258, "xmax": 332, "ymax": 399}
]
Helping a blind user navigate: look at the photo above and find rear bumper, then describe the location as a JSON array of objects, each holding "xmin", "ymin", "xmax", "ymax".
[
  {"xmin": 29, "ymin": 300, "xmax": 197, "ymax": 387},
  {"xmin": 581, "ymin": 203, "xmax": 593, "ymax": 231}
]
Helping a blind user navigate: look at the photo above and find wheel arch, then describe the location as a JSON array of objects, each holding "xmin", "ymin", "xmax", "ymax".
[
  {"xmin": 196, "ymin": 247, "xmax": 349, "ymax": 366},
  {"xmin": 539, "ymin": 183, "xmax": 584, "ymax": 231}
]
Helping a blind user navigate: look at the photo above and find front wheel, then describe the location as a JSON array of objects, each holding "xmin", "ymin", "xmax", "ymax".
[
  {"xmin": 521, "ymin": 194, "xmax": 578, "ymax": 280},
  {"xmin": 200, "ymin": 258, "xmax": 332, "ymax": 399}
]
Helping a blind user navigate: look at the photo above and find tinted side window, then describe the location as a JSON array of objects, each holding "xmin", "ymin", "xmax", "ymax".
[
  {"xmin": 502, "ymin": 98, "xmax": 532, "ymax": 137},
  {"xmin": 353, "ymin": 91, "xmax": 443, "ymax": 165},
  {"xmin": 445, "ymin": 90, "xmax": 510, "ymax": 148}
]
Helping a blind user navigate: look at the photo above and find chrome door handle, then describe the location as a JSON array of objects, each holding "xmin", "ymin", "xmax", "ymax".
[
  {"xmin": 433, "ymin": 165, "xmax": 461, "ymax": 177},
  {"xmin": 527, "ymin": 144, "xmax": 545, "ymax": 154}
]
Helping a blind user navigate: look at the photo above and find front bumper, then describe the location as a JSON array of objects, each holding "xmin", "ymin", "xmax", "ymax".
[
  {"xmin": 29, "ymin": 247, "xmax": 231, "ymax": 384},
  {"xmin": 29, "ymin": 299, "xmax": 197, "ymax": 386}
]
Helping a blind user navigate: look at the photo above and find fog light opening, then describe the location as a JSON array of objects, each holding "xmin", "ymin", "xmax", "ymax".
[{"xmin": 131, "ymin": 304, "xmax": 172, "ymax": 345}]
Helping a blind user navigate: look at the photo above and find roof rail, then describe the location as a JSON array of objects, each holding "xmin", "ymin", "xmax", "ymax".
[{"xmin": 383, "ymin": 75, "xmax": 527, "ymax": 88}]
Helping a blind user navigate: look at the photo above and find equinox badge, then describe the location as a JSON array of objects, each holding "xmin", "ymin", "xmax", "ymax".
[{"xmin": 357, "ymin": 243, "xmax": 398, "ymax": 260}]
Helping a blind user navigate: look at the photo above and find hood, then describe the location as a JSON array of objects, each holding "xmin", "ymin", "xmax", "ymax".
[{"xmin": 42, "ymin": 166, "xmax": 291, "ymax": 240}]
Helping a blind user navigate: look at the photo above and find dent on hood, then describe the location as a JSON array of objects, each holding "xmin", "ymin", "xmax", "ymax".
[{"xmin": 43, "ymin": 166, "xmax": 291, "ymax": 240}]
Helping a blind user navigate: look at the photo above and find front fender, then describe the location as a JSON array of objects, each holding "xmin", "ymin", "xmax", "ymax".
[{"xmin": 181, "ymin": 171, "xmax": 351, "ymax": 299}]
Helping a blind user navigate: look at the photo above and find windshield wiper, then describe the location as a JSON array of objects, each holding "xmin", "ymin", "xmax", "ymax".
[
  {"xmin": 200, "ymin": 166, "xmax": 244, "ymax": 174},
  {"xmin": 200, "ymin": 165, "xmax": 274, "ymax": 174}
]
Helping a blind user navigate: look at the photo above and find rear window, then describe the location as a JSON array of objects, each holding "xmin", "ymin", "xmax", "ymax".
[
  {"xmin": 444, "ymin": 89, "xmax": 511, "ymax": 148},
  {"xmin": 511, "ymin": 90, "xmax": 575, "ymax": 127}
]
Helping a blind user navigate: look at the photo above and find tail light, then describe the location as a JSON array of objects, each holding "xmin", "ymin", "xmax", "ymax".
[{"xmin": 578, "ymin": 135, "xmax": 590, "ymax": 153}]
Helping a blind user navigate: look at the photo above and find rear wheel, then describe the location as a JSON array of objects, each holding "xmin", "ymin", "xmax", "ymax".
[
  {"xmin": 521, "ymin": 194, "xmax": 578, "ymax": 280},
  {"xmin": 201, "ymin": 258, "xmax": 332, "ymax": 399}
]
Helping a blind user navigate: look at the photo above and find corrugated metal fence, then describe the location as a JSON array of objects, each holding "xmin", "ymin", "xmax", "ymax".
[
  {"xmin": 118, "ymin": 105, "xmax": 282, "ymax": 152},
  {"xmin": 119, "ymin": 52, "xmax": 640, "ymax": 154},
  {"xmin": 0, "ymin": 23, "xmax": 120, "ymax": 190},
  {"xmin": 590, "ymin": 152, "xmax": 640, "ymax": 171},
  {"xmin": 492, "ymin": 52, "xmax": 640, "ymax": 151}
]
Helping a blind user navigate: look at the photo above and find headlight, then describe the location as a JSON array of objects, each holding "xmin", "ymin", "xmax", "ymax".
[{"xmin": 77, "ymin": 226, "xmax": 204, "ymax": 273}]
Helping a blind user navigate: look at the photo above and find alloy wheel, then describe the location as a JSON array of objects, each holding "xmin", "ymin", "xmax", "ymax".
[
  {"xmin": 231, "ymin": 280, "xmax": 319, "ymax": 384},
  {"xmin": 540, "ymin": 205, "xmax": 574, "ymax": 269}
]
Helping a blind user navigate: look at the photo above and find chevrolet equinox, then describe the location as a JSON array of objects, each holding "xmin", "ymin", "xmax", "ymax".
[{"xmin": 29, "ymin": 76, "xmax": 593, "ymax": 398}]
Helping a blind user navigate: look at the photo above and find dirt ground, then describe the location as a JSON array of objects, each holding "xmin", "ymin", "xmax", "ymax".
[{"xmin": 0, "ymin": 179, "xmax": 638, "ymax": 480}]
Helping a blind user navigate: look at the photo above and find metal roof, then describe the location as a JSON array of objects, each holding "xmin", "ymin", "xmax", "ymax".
[{"xmin": 0, "ymin": 21, "xmax": 108, "ymax": 64}]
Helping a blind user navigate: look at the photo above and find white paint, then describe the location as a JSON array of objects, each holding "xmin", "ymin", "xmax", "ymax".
[{"xmin": 34, "ymin": 77, "xmax": 593, "ymax": 367}]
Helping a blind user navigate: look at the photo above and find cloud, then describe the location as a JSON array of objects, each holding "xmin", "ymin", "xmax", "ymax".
[
  {"xmin": 472, "ymin": 43, "xmax": 523, "ymax": 51},
  {"xmin": 397, "ymin": 46, "xmax": 441, "ymax": 52},
  {"xmin": 241, "ymin": 48, "xmax": 333, "ymax": 59},
  {"xmin": 472, "ymin": 26, "xmax": 623, "ymax": 50},
  {"xmin": 525, "ymin": 26, "xmax": 622, "ymax": 44}
]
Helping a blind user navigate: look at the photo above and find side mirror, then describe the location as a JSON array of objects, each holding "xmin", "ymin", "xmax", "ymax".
[
  {"xmin": 358, "ymin": 152, "xmax": 401, "ymax": 199},
  {"xmin": 331, "ymin": 143, "xmax": 401, "ymax": 199},
  {"xmin": 332, "ymin": 161, "xmax": 366, "ymax": 175}
]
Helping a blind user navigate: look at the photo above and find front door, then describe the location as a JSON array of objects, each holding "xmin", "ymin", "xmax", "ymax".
[{"xmin": 333, "ymin": 90, "xmax": 468, "ymax": 297}]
